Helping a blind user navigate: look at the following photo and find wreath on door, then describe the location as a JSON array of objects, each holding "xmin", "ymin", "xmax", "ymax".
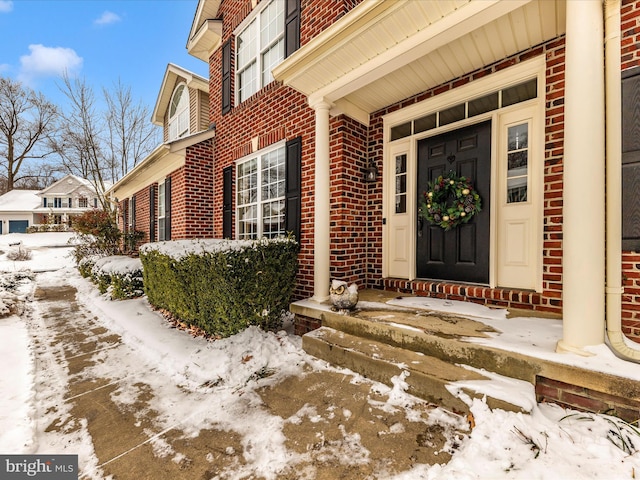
[{"xmin": 420, "ymin": 172, "xmax": 482, "ymax": 231}]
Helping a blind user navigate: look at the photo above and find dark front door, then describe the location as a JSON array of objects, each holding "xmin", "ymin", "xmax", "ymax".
[{"xmin": 416, "ymin": 121, "xmax": 491, "ymax": 283}]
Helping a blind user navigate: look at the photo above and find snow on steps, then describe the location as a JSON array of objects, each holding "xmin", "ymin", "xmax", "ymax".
[{"xmin": 303, "ymin": 325, "xmax": 529, "ymax": 416}]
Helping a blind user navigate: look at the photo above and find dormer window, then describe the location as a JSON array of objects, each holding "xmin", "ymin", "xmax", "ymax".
[{"xmin": 168, "ymin": 83, "xmax": 189, "ymax": 141}]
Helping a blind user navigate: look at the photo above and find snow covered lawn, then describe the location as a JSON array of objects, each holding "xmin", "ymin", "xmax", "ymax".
[{"xmin": 1, "ymin": 233, "xmax": 640, "ymax": 479}]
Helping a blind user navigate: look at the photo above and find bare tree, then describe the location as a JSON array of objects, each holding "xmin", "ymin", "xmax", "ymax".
[
  {"xmin": 50, "ymin": 75, "xmax": 111, "ymax": 210},
  {"xmin": 104, "ymin": 79, "xmax": 159, "ymax": 180},
  {"xmin": 0, "ymin": 76, "xmax": 58, "ymax": 192},
  {"xmin": 51, "ymin": 75, "xmax": 160, "ymax": 213}
]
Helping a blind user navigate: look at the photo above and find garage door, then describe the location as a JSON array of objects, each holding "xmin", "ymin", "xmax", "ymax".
[{"xmin": 9, "ymin": 220, "xmax": 28, "ymax": 233}]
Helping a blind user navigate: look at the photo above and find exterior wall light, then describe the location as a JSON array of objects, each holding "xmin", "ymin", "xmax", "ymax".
[{"xmin": 364, "ymin": 160, "xmax": 378, "ymax": 183}]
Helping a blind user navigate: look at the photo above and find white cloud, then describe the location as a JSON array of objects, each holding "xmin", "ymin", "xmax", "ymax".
[
  {"xmin": 18, "ymin": 44, "xmax": 83, "ymax": 83},
  {"xmin": 0, "ymin": 1, "xmax": 13, "ymax": 13},
  {"xmin": 94, "ymin": 11, "xmax": 121, "ymax": 25}
]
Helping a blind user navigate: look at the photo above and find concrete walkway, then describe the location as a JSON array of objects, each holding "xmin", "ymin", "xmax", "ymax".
[{"xmin": 28, "ymin": 282, "xmax": 462, "ymax": 479}]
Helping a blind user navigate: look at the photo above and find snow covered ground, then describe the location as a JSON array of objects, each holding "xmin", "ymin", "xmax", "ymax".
[{"xmin": 1, "ymin": 232, "xmax": 640, "ymax": 479}]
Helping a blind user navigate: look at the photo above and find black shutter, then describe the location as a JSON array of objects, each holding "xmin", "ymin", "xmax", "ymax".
[
  {"xmin": 131, "ymin": 195, "xmax": 136, "ymax": 230},
  {"xmin": 149, "ymin": 185, "xmax": 156, "ymax": 243},
  {"xmin": 223, "ymin": 166, "xmax": 233, "ymax": 238},
  {"xmin": 285, "ymin": 136, "xmax": 302, "ymax": 241},
  {"xmin": 165, "ymin": 177, "xmax": 172, "ymax": 241},
  {"xmin": 222, "ymin": 38, "xmax": 232, "ymax": 115},
  {"xmin": 285, "ymin": 0, "xmax": 301, "ymax": 58},
  {"xmin": 623, "ymin": 68, "xmax": 640, "ymax": 251}
]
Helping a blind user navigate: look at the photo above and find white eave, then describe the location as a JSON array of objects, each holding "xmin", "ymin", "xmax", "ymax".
[
  {"xmin": 187, "ymin": 0, "xmax": 223, "ymax": 62},
  {"xmin": 273, "ymin": 0, "xmax": 565, "ymax": 126},
  {"xmin": 107, "ymin": 128, "xmax": 215, "ymax": 201},
  {"xmin": 152, "ymin": 63, "xmax": 209, "ymax": 126}
]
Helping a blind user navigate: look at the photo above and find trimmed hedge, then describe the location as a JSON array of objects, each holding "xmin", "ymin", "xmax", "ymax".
[
  {"xmin": 90, "ymin": 256, "xmax": 144, "ymax": 300},
  {"xmin": 140, "ymin": 237, "xmax": 298, "ymax": 337}
]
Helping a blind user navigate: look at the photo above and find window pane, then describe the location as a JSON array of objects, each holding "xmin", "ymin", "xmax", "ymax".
[
  {"xmin": 390, "ymin": 122, "xmax": 411, "ymax": 141},
  {"xmin": 260, "ymin": 0, "xmax": 284, "ymax": 47},
  {"xmin": 395, "ymin": 194, "xmax": 406, "ymax": 214},
  {"xmin": 508, "ymin": 123, "xmax": 528, "ymax": 150},
  {"xmin": 261, "ymin": 148, "xmax": 285, "ymax": 200},
  {"xmin": 414, "ymin": 113, "xmax": 436, "ymax": 134},
  {"xmin": 395, "ymin": 175, "xmax": 406, "ymax": 194},
  {"xmin": 238, "ymin": 159, "xmax": 257, "ymax": 206},
  {"xmin": 469, "ymin": 92, "xmax": 498, "ymax": 117},
  {"xmin": 237, "ymin": 20, "xmax": 257, "ymax": 69},
  {"xmin": 506, "ymin": 123, "xmax": 529, "ymax": 203},
  {"xmin": 262, "ymin": 199, "xmax": 285, "ymax": 237},
  {"xmin": 395, "ymin": 154, "xmax": 406, "ymax": 174},
  {"xmin": 439, "ymin": 103, "xmax": 465, "ymax": 126},
  {"xmin": 262, "ymin": 39, "xmax": 284, "ymax": 86},
  {"xmin": 502, "ymin": 79, "xmax": 537, "ymax": 107},
  {"xmin": 238, "ymin": 205, "xmax": 258, "ymax": 239},
  {"xmin": 507, "ymin": 178, "xmax": 527, "ymax": 203},
  {"xmin": 507, "ymin": 151, "xmax": 528, "ymax": 176},
  {"xmin": 238, "ymin": 62, "xmax": 258, "ymax": 102}
]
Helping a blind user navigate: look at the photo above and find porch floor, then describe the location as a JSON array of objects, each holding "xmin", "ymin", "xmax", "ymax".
[{"xmin": 290, "ymin": 289, "xmax": 640, "ymax": 419}]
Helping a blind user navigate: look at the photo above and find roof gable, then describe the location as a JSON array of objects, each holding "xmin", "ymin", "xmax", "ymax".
[
  {"xmin": 187, "ymin": 0, "xmax": 223, "ymax": 62},
  {"xmin": 39, "ymin": 174, "xmax": 96, "ymax": 197},
  {"xmin": 151, "ymin": 63, "xmax": 209, "ymax": 126}
]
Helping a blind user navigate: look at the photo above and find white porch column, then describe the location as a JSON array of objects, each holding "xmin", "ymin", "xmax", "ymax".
[
  {"xmin": 557, "ymin": 0, "xmax": 606, "ymax": 354},
  {"xmin": 311, "ymin": 99, "xmax": 332, "ymax": 302}
]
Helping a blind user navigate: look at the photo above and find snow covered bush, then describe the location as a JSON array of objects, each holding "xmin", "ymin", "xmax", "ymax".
[
  {"xmin": 140, "ymin": 236, "xmax": 299, "ymax": 337},
  {"xmin": 90, "ymin": 255, "xmax": 144, "ymax": 300},
  {"xmin": 6, "ymin": 245, "xmax": 32, "ymax": 261},
  {"xmin": 70, "ymin": 209, "xmax": 121, "ymax": 266}
]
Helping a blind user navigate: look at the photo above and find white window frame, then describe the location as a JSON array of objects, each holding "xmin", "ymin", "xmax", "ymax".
[
  {"xmin": 235, "ymin": 0, "xmax": 285, "ymax": 104},
  {"xmin": 168, "ymin": 83, "xmax": 189, "ymax": 141},
  {"xmin": 158, "ymin": 180, "xmax": 166, "ymax": 240},
  {"xmin": 78, "ymin": 197, "xmax": 88, "ymax": 208},
  {"xmin": 236, "ymin": 142, "xmax": 286, "ymax": 240}
]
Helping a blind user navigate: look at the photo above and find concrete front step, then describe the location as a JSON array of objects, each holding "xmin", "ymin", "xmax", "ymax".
[{"xmin": 303, "ymin": 326, "xmax": 529, "ymax": 415}]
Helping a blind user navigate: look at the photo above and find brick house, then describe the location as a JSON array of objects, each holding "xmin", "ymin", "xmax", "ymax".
[
  {"xmin": 108, "ymin": 63, "xmax": 215, "ymax": 244},
  {"xmin": 0, "ymin": 174, "xmax": 101, "ymax": 233},
  {"xmin": 110, "ymin": 0, "xmax": 640, "ymax": 359}
]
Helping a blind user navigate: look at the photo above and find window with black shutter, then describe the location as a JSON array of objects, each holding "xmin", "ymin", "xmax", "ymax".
[
  {"xmin": 223, "ymin": 166, "xmax": 233, "ymax": 238},
  {"xmin": 622, "ymin": 68, "xmax": 640, "ymax": 251}
]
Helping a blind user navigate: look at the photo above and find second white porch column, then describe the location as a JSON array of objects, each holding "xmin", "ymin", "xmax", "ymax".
[
  {"xmin": 557, "ymin": 0, "xmax": 606, "ymax": 354},
  {"xmin": 311, "ymin": 100, "xmax": 332, "ymax": 302}
]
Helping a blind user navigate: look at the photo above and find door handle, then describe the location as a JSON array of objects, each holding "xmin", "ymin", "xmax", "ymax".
[{"xmin": 418, "ymin": 209, "xmax": 424, "ymax": 237}]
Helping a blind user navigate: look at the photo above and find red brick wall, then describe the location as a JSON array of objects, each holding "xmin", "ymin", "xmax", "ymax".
[
  {"xmin": 330, "ymin": 115, "xmax": 368, "ymax": 286},
  {"xmin": 132, "ymin": 184, "xmax": 153, "ymax": 244},
  {"xmin": 177, "ymin": 139, "xmax": 215, "ymax": 239},
  {"xmin": 536, "ymin": 376, "xmax": 640, "ymax": 423},
  {"xmin": 621, "ymin": 0, "xmax": 640, "ymax": 341}
]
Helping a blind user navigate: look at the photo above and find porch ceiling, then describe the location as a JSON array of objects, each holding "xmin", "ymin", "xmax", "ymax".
[{"xmin": 273, "ymin": 0, "xmax": 565, "ymax": 125}]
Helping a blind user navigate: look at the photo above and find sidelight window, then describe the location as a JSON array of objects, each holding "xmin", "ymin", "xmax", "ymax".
[{"xmin": 506, "ymin": 122, "xmax": 529, "ymax": 203}]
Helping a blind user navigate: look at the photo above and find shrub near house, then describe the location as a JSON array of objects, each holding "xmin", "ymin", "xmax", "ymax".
[{"xmin": 140, "ymin": 237, "xmax": 298, "ymax": 338}]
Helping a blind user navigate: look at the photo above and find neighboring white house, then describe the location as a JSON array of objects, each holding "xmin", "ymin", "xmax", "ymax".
[{"xmin": 0, "ymin": 175, "xmax": 101, "ymax": 234}]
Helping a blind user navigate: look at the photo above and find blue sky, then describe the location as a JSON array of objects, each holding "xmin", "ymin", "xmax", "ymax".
[{"xmin": 0, "ymin": 0, "xmax": 208, "ymax": 114}]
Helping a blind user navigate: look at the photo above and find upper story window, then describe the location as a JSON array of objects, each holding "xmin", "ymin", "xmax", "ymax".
[
  {"xmin": 168, "ymin": 84, "xmax": 189, "ymax": 141},
  {"xmin": 236, "ymin": 0, "xmax": 285, "ymax": 103},
  {"xmin": 78, "ymin": 197, "xmax": 88, "ymax": 208}
]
